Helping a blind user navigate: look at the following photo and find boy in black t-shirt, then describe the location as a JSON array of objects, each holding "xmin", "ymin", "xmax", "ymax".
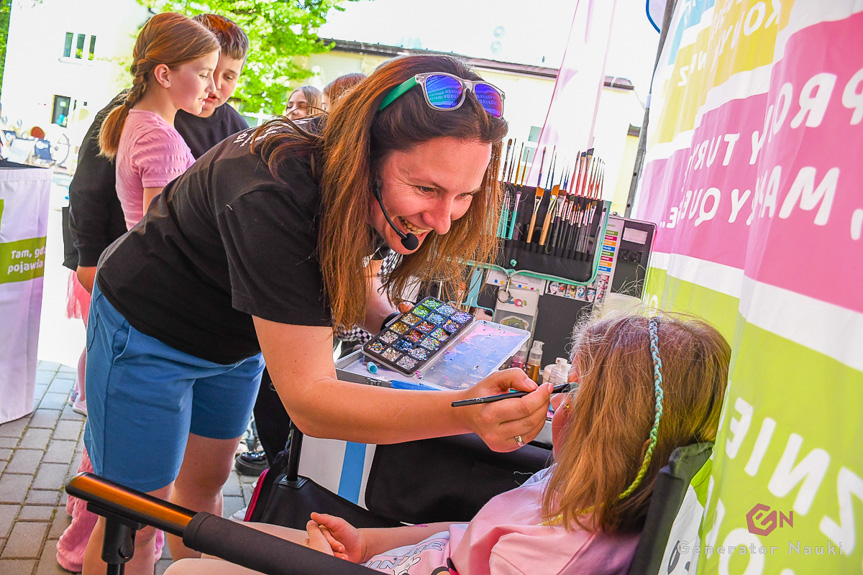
[
  {"xmin": 55, "ymin": 14, "xmax": 251, "ymax": 574},
  {"xmin": 65, "ymin": 13, "xmax": 250, "ymax": 291}
]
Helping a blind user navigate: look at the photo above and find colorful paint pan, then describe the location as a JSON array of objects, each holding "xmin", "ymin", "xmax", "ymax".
[
  {"xmin": 415, "ymin": 320, "xmax": 435, "ymax": 334},
  {"xmin": 361, "ymin": 296, "xmax": 474, "ymax": 375},
  {"xmin": 436, "ymin": 305, "xmax": 456, "ymax": 316},
  {"xmin": 427, "ymin": 313, "xmax": 445, "ymax": 324},
  {"xmin": 409, "ymin": 348, "xmax": 429, "ymax": 361},
  {"xmin": 401, "ymin": 313, "xmax": 421, "ymax": 325},
  {"xmin": 380, "ymin": 331, "xmax": 399, "ymax": 344},
  {"xmin": 393, "ymin": 339, "xmax": 413, "ymax": 352},
  {"xmin": 430, "ymin": 327, "xmax": 449, "ymax": 341},
  {"xmin": 396, "ymin": 356, "xmax": 418, "ymax": 371},
  {"xmin": 390, "ymin": 322, "xmax": 410, "ymax": 334}
]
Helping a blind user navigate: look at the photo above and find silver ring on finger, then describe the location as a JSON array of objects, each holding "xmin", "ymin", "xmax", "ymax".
[{"xmin": 514, "ymin": 435, "xmax": 524, "ymax": 447}]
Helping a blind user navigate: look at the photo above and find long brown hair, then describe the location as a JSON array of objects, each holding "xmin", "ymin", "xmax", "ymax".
[
  {"xmin": 252, "ymin": 55, "xmax": 508, "ymax": 330},
  {"xmin": 99, "ymin": 12, "xmax": 219, "ymax": 159},
  {"xmin": 542, "ymin": 312, "xmax": 730, "ymax": 533}
]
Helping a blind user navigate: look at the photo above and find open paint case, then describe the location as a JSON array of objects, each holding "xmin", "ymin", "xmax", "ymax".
[{"xmin": 362, "ymin": 296, "xmax": 475, "ymax": 375}]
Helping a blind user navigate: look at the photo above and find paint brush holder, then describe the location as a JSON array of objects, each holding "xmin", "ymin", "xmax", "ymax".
[
  {"xmin": 497, "ymin": 241, "xmax": 593, "ymax": 282},
  {"xmin": 494, "ymin": 183, "xmax": 610, "ymax": 285}
]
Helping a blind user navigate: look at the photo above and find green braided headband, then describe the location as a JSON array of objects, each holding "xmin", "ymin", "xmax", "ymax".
[{"xmin": 619, "ymin": 316, "xmax": 665, "ymax": 500}]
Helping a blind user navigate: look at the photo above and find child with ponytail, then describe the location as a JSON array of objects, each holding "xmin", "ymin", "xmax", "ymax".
[
  {"xmin": 167, "ymin": 311, "xmax": 730, "ymax": 575},
  {"xmin": 99, "ymin": 11, "xmax": 220, "ymax": 229},
  {"xmin": 77, "ymin": 13, "xmax": 219, "ymax": 574}
]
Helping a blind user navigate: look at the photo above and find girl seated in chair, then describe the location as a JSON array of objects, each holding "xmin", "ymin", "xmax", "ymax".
[{"xmin": 167, "ymin": 311, "xmax": 730, "ymax": 575}]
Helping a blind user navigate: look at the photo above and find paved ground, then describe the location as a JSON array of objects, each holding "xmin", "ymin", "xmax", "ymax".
[
  {"xmin": 0, "ymin": 175, "xmax": 260, "ymax": 573},
  {"xmin": 0, "ymin": 362, "xmax": 259, "ymax": 574}
]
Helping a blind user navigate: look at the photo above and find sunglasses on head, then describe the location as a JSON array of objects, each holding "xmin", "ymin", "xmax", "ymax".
[{"xmin": 378, "ymin": 72, "xmax": 505, "ymax": 118}]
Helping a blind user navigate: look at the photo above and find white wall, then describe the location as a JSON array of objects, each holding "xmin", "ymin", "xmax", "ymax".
[{"xmin": 1, "ymin": 0, "xmax": 149, "ymax": 143}]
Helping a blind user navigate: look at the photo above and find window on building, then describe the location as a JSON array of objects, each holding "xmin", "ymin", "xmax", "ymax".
[
  {"xmin": 75, "ymin": 34, "xmax": 86, "ymax": 59},
  {"xmin": 63, "ymin": 32, "xmax": 73, "ymax": 58},
  {"xmin": 61, "ymin": 32, "xmax": 97, "ymax": 61}
]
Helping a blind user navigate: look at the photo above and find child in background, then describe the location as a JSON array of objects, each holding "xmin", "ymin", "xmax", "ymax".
[
  {"xmin": 322, "ymin": 72, "xmax": 366, "ymax": 111},
  {"xmin": 167, "ymin": 311, "xmax": 730, "ymax": 575},
  {"xmin": 172, "ymin": 13, "xmax": 249, "ymax": 157},
  {"xmin": 285, "ymin": 85, "xmax": 323, "ymax": 120},
  {"xmin": 98, "ymin": 12, "xmax": 219, "ymax": 229}
]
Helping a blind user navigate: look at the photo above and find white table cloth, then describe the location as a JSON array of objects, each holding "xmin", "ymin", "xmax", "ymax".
[{"xmin": 0, "ymin": 161, "xmax": 51, "ymax": 424}]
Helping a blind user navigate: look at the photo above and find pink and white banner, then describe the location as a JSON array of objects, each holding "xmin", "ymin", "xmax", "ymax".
[
  {"xmin": 633, "ymin": 1, "xmax": 863, "ymax": 572},
  {"xmin": 526, "ymin": 0, "xmax": 617, "ymax": 186}
]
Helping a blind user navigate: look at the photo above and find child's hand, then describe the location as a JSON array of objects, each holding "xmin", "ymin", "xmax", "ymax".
[
  {"xmin": 310, "ymin": 512, "xmax": 366, "ymax": 563},
  {"xmin": 305, "ymin": 520, "xmax": 338, "ymax": 556},
  {"xmin": 454, "ymin": 369, "xmax": 552, "ymax": 452}
]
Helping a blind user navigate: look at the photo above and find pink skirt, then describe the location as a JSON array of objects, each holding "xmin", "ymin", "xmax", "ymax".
[{"xmin": 66, "ymin": 271, "xmax": 91, "ymax": 321}]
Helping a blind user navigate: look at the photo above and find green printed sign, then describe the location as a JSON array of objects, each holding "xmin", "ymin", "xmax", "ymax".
[
  {"xmin": 643, "ymin": 268, "xmax": 739, "ymax": 342},
  {"xmin": 633, "ymin": 2, "xmax": 863, "ymax": 571},
  {"xmin": 694, "ymin": 322, "xmax": 863, "ymax": 572},
  {"xmin": 0, "ymin": 237, "xmax": 47, "ymax": 283}
]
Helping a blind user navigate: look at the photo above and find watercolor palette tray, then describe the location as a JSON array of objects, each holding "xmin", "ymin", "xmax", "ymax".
[
  {"xmin": 342, "ymin": 320, "xmax": 531, "ymax": 391},
  {"xmin": 362, "ymin": 297, "xmax": 475, "ymax": 375}
]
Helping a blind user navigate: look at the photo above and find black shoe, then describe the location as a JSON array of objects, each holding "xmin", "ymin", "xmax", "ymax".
[{"xmin": 235, "ymin": 450, "xmax": 268, "ymax": 476}]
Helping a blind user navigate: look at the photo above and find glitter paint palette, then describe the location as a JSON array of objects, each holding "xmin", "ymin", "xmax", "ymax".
[{"xmin": 362, "ymin": 297, "xmax": 475, "ymax": 375}]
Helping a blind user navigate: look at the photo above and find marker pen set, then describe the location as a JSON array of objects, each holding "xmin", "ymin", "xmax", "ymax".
[{"xmin": 495, "ymin": 140, "xmax": 608, "ymax": 281}]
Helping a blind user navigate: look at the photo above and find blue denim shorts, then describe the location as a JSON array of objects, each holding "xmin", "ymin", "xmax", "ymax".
[{"xmin": 83, "ymin": 283, "xmax": 265, "ymax": 492}]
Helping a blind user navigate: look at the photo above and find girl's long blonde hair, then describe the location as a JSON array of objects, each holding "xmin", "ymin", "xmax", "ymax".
[
  {"xmin": 251, "ymin": 55, "xmax": 508, "ymax": 330},
  {"xmin": 99, "ymin": 12, "xmax": 219, "ymax": 159},
  {"xmin": 542, "ymin": 312, "xmax": 730, "ymax": 533}
]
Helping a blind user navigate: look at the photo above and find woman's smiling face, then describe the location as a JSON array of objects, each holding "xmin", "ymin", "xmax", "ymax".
[{"xmin": 370, "ymin": 137, "xmax": 492, "ymax": 255}]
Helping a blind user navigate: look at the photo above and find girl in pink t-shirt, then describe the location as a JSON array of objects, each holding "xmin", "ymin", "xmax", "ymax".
[
  {"xmin": 167, "ymin": 311, "xmax": 730, "ymax": 575},
  {"xmin": 73, "ymin": 13, "xmax": 219, "ymax": 575},
  {"xmin": 99, "ymin": 12, "xmax": 220, "ymax": 229}
]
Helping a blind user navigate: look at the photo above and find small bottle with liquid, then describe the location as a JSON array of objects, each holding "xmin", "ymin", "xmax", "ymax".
[
  {"xmin": 509, "ymin": 341, "xmax": 529, "ymax": 371},
  {"xmin": 525, "ymin": 340, "xmax": 544, "ymax": 382},
  {"xmin": 550, "ymin": 357, "xmax": 570, "ymax": 386}
]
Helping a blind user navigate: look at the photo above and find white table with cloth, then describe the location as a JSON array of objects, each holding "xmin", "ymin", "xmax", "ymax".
[{"xmin": 0, "ymin": 160, "xmax": 51, "ymax": 424}]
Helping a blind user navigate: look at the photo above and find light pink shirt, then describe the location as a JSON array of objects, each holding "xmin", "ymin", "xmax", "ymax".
[
  {"xmin": 363, "ymin": 468, "xmax": 640, "ymax": 575},
  {"xmin": 115, "ymin": 109, "xmax": 194, "ymax": 229}
]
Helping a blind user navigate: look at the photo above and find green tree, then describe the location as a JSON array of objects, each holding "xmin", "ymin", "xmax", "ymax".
[
  {"xmin": 0, "ymin": 0, "xmax": 12, "ymax": 95},
  {"xmin": 140, "ymin": 0, "xmax": 356, "ymax": 115}
]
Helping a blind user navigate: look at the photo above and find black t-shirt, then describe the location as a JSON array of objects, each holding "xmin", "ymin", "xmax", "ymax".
[
  {"xmin": 96, "ymin": 125, "xmax": 330, "ymax": 364},
  {"xmin": 175, "ymin": 104, "xmax": 249, "ymax": 159},
  {"xmin": 65, "ymin": 95, "xmax": 249, "ymax": 269}
]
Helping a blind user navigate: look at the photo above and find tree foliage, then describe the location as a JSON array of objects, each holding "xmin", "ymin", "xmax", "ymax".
[
  {"xmin": 0, "ymin": 0, "xmax": 12, "ymax": 95},
  {"xmin": 139, "ymin": 0, "xmax": 355, "ymax": 115}
]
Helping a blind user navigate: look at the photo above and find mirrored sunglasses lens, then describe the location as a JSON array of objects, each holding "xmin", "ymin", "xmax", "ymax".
[
  {"xmin": 474, "ymin": 83, "xmax": 504, "ymax": 118},
  {"xmin": 424, "ymin": 74, "xmax": 464, "ymax": 109}
]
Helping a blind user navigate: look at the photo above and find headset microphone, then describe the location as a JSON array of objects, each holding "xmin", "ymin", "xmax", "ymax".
[{"xmin": 373, "ymin": 181, "xmax": 419, "ymax": 251}]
